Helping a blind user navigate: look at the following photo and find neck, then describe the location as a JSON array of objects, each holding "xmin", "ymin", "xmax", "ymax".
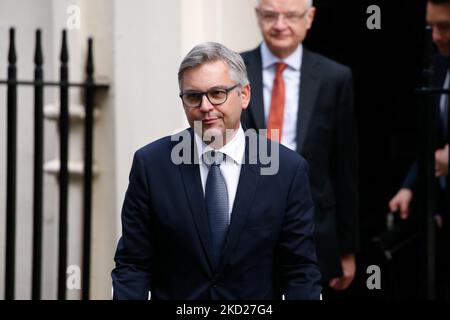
[
  {"xmin": 204, "ymin": 127, "xmax": 239, "ymax": 149},
  {"xmin": 268, "ymin": 45, "xmax": 298, "ymax": 60}
]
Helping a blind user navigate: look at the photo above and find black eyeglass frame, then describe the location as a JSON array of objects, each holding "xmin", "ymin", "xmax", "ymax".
[{"xmin": 179, "ymin": 84, "xmax": 240, "ymax": 108}]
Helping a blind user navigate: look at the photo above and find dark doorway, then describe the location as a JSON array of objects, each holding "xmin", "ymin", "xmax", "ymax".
[{"xmin": 304, "ymin": 0, "xmax": 427, "ymax": 299}]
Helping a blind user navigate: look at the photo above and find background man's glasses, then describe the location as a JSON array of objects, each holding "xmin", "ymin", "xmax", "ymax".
[
  {"xmin": 256, "ymin": 8, "xmax": 309, "ymax": 24},
  {"xmin": 179, "ymin": 84, "xmax": 239, "ymax": 108}
]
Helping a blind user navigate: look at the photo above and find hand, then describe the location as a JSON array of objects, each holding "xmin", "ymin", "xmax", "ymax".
[
  {"xmin": 388, "ymin": 188, "xmax": 413, "ymax": 219},
  {"xmin": 435, "ymin": 144, "xmax": 449, "ymax": 177},
  {"xmin": 328, "ymin": 254, "xmax": 356, "ymax": 290},
  {"xmin": 435, "ymin": 214, "xmax": 444, "ymax": 230}
]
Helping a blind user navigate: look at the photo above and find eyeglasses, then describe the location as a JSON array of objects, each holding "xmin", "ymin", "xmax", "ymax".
[
  {"xmin": 256, "ymin": 8, "xmax": 309, "ymax": 25},
  {"xmin": 179, "ymin": 84, "xmax": 239, "ymax": 108}
]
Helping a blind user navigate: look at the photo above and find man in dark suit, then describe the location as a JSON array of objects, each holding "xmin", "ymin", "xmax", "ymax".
[
  {"xmin": 389, "ymin": 0, "xmax": 449, "ymax": 299},
  {"xmin": 241, "ymin": 0, "xmax": 359, "ymax": 295},
  {"xmin": 112, "ymin": 42, "xmax": 321, "ymax": 300}
]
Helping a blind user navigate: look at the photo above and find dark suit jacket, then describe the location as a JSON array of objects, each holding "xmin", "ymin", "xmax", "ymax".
[
  {"xmin": 112, "ymin": 129, "xmax": 321, "ymax": 299},
  {"xmin": 241, "ymin": 46, "xmax": 359, "ymax": 281}
]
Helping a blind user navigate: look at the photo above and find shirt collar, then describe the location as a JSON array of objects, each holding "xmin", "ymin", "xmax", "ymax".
[
  {"xmin": 194, "ymin": 124, "xmax": 245, "ymax": 165},
  {"xmin": 260, "ymin": 41, "xmax": 303, "ymax": 71}
]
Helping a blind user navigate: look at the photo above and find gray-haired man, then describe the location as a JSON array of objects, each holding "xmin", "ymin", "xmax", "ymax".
[
  {"xmin": 112, "ymin": 42, "xmax": 321, "ymax": 299},
  {"xmin": 241, "ymin": 0, "xmax": 359, "ymax": 296}
]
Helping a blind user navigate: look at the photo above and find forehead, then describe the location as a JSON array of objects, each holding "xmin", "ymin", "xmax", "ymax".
[
  {"xmin": 182, "ymin": 60, "xmax": 232, "ymax": 90},
  {"xmin": 426, "ymin": 2, "xmax": 450, "ymax": 23},
  {"xmin": 259, "ymin": 0, "xmax": 307, "ymax": 10}
]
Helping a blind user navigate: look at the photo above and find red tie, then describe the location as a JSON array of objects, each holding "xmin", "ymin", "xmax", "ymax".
[{"xmin": 267, "ymin": 62, "xmax": 287, "ymax": 142}]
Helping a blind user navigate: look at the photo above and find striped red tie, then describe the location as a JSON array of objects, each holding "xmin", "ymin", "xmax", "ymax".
[{"xmin": 267, "ymin": 62, "xmax": 287, "ymax": 142}]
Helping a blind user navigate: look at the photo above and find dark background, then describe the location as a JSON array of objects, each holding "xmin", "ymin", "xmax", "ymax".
[{"xmin": 304, "ymin": 0, "xmax": 428, "ymax": 298}]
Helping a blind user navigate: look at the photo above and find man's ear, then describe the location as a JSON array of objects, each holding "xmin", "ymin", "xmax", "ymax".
[
  {"xmin": 240, "ymin": 83, "xmax": 251, "ymax": 110},
  {"xmin": 306, "ymin": 7, "xmax": 316, "ymax": 30}
]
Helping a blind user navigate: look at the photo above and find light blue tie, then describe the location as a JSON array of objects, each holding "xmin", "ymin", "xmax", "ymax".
[{"xmin": 203, "ymin": 150, "xmax": 229, "ymax": 267}]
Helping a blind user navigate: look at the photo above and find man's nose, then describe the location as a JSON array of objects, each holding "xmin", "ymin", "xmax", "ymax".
[
  {"xmin": 273, "ymin": 14, "xmax": 288, "ymax": 30},
  {"xmin": 433, "ymin": 27, "xmax": 443, "ymax": 42},
  {"xmin": 199, "ymin": 94, "xmax": 214, "ymax": 112}
]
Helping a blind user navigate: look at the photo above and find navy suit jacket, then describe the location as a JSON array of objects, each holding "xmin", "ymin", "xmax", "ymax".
[
  {"xmin": 112, "ymin": 129, "xmax": 321, "ymax": 300},
  {"xmin": 241, "ymin": 46, "xmax": 359, "ymax": 281}
]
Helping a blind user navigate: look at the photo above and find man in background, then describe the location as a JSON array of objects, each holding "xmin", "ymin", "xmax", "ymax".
[
  {"xmin": 241, "ymin": 0, "xmax": 359, "ymax": 297},
  {"xmin": 389, "ymin": 0, "xmax": 450, "ymax": 299}
]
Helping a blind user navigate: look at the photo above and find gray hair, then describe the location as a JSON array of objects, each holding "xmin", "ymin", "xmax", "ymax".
[
  {"xmin": 178, "ymin": 42, "xmax": 249, "ymax": 90},
  {"xmin": 257, "ymin": 0, "xmax": 313, "ymax": 7}
]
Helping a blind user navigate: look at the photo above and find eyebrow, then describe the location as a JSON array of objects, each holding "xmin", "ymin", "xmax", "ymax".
[
  {"xmin": 261, "ymin": 9, "xmax": 303, "ymax": 13},
  {"xmin": 183, "ymin": 86, "xmax": 230, "ymax": 92}
]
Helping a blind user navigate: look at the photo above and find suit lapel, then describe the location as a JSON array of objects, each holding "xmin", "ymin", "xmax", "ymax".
[
  {"xmin": 178, "ymin": 130, "xmax": 261, "ymax": 273},
  {"xmin": 178, "ymin": 131, "xmax": 215, "ymax": 270},
  {"xmin": 297, "ymin": 49, "xmax": 320, "ymax": 152},
  {"xmin": 217, "ymin": 133, "xmax": 260, "ymax": 272},
  {"xmin": 245, "ymin": 47, "xmax": 266, "ymax": 129}
]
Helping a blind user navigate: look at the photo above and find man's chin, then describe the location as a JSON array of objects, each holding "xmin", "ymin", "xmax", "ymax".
[
  {"xmin": 269, "ymin": 39, "xmax": 290, "ymax": 48},
  {"xmin": 267, "ymin": 40, "xmax": 295, "ymax": 57},
  {"xmin": 202, "ymin": 127, "xmax": 224, "ymax": 147}
]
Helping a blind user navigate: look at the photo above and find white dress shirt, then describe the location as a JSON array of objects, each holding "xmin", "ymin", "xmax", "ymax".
[
  {"xmin": 195, "ymin": 125, "xmax": 245, "ymax": 220},
  {"xmin": 260, "ymin": 41, "xmax": 302, "ymax": 151}
]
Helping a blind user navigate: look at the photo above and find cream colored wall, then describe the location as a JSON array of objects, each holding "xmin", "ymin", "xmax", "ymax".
[
  {"xmin": 0, "ymin": 0, "xmax": 261, "ymax": 299},
  {"xmin": 181, "ymin": 0, "xmax": 261, "ymax": 55}
]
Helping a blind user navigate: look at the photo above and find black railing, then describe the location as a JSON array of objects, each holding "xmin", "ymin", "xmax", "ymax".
[
  {"xmin": 32, "ymin": 29, "xmax": 44, "ymax": 301},
  {"xmin": 5, "ymin": 27, "xmax": 17, "ymax": 302},
  {"xmin": 1, "ymin": 27, "xmax": 109, "ymax": 300},
  {"xmin": 57, "ymin": 29, "xmax": 69, "ymax": 301}
]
